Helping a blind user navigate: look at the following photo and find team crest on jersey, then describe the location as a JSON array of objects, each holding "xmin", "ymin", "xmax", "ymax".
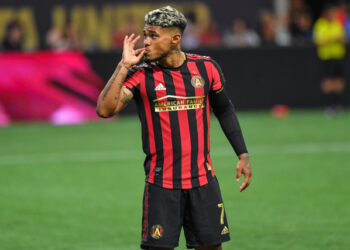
[
  {"xmin": 151, "ymin": 224, "xmax": 164, "ymax": 239},
  {"xmin": 191, "ymin": 75, "xmax": 205, "ymax": 88}
]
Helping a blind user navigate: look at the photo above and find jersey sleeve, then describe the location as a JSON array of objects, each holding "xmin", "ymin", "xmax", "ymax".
[
  {"xmin": 123, "ymin": 67, "xmax": 143, "ymax": 95},
  {"xmin": 209, "ymin": 59, "xmax": 226, "ymax": 92}
]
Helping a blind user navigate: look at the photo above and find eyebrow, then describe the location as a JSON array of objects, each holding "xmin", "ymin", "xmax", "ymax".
[{"xmin": 143, "ymin": 29, "xmax": 158, "ymax": 34}]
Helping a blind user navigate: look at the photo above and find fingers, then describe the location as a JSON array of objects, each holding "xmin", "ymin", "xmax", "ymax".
[
  {"xmin": 124, "ymin": 34, "xmax": 140, "ymax": 48},
  {"xmin": 123, "ymin": 35, "xmax": 128, "ymax": 47},
  {"xmin": 236, "ymin": 165, "xmax": 242, "ymax": 182},
  {"xmin": 134, "ymin": 48, "xmax": 145, "ymax": 55},
  {"xmin": 131, "ymin": 35, "xmax": 141, "ymax": 46},
  {"xmin": 136, "ymin": 49, "xmax": 146, "ymax": 61},
  {"xmin": 123, "ymin": 34, "xmax": 135, "ymax": 48},
  {"xmin": 236, "ymin": 160, "xmax": 252, "ymax": 192},
  {"xmin": 240, "ymin": 174, "xmax": 251, "ymax": 192},
  {"xmin": 127, "ymin": 33, "xmax": 135, "ymax": 42}
]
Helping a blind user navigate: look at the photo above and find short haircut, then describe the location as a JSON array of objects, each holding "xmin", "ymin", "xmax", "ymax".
[{"xmin": 145, "ymin": 6, "xmax": 187, "ymax": 33}]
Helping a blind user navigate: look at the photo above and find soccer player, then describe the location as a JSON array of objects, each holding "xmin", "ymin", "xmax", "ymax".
[{"xmin": 96, "ymin": 6, "xmax": 252, "ymax": 250}]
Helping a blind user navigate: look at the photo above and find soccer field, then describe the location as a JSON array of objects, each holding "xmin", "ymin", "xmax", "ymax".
[{"xmin": 1, "ymin": 110, "xmax": 349, "ymax": 250}]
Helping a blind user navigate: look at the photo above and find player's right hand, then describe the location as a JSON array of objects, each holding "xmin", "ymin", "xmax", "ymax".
[{"xmin": 121, "ymin": 34, "xmax": 146, "ymax": 68}]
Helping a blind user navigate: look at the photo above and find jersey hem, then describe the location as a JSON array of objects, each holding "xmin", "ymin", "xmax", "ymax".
[{"xmin": 146, "ymin": 175, "xmax": 215, "ymax": 190}]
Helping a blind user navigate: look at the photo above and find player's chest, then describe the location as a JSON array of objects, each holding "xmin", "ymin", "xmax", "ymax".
[{"xmin": 143, "ymin": 70, "xmax": 209, "ymax": 100}]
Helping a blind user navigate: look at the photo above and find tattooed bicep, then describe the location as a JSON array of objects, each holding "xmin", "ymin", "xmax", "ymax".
[{"xmin": 120, "ymin": 87, "xmax": 133, "ymax": 105}]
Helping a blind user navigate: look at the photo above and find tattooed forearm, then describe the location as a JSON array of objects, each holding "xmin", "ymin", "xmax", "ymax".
[
  {"xmin": 102, "ymin": 83, "xmax": 113, "ymax": 101},
  {"xmin": 102, "ymin": 65, "xmax": 125, "ymax": 101},
  {"xmin": 120, "ymin": 90, "xmax": 133, "ymax": 104}
]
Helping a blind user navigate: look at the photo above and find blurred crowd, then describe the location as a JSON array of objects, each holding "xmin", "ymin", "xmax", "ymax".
[{"xmin": 1, "ymin": 0, "xmax": 350, "ymax": 52}]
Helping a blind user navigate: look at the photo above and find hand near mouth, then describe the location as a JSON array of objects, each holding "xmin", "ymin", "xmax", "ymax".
[{"xmin": 121, "ymin": 33, "xmax": 146, "ymax": 68}]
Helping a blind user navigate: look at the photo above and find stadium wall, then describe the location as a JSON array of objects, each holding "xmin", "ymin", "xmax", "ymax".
[
  {"xmin": 0, "ymin": 0, "xmax": 272, "ymax": 50},
  {"xmin": 87, "ymin": 46, "xmax": 350, "ymax": 113}
]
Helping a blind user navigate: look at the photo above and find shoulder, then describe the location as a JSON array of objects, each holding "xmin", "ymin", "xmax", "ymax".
[
  {"xmin": 186, "ymin": 53, "xmax": 211, "ymax": 61},
  {"xmin": 126, "ymin": 61, "xmax": 156, "ymax": 79},
  {"xmin": 186, "ymin": 53, "xmax": 222, "ymax": 69}
]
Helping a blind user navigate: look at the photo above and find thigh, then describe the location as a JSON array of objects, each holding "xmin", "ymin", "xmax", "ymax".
[
  {"xmin": 141, "ymin": 183, "xmax": 183, "ymax": 249},
  {"xmin": 183, "ymin": 177, "xmax": 230, "ymax": 249}
]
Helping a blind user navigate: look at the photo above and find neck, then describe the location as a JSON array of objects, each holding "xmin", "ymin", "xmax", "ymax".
[{"xmin": 158, "ymin": 48, "xmax": 185, "ymax": 68}]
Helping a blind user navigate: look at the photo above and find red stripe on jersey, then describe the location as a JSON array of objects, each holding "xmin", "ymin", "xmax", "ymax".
[
  {"xmin": 140, "ymin": 69, "xmax": 157, "ymax": 184},
  {"xmin": 170, "ymin": 70, "xmax": 192, "ymax": 189},
  {"xmin": 186, "ymin": 62, "xmax": 208, "ymax": 186},
  {"xmin": 153, "ymin": 67, "xmax": 173, "ymax": 189},
  {"xmin": 208, "ymin": 61, "xmax": 223, "ymax": 91},
  {"xmin": 204, "ymin": 61, "xmax": 214, "ymax": 90},
  {"xmin": 123, "ymin": 67, "xmax": 142, "ymax": 89}
]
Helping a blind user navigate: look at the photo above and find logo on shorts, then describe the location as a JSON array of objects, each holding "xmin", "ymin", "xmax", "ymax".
[
  {"xmin": 221, "ymin": 226, "xmax": 229, "ymax": 235},
  {"xmin": 206, "ymin": 162, "xmax": 212, "ymax": 171},
  {"xmin": 191, "ymin": 75, "xmax": 205, "ymax": 88},
  {"xmin": 151, "ymin": 224, "xmax": 163, "ymax": 239}
]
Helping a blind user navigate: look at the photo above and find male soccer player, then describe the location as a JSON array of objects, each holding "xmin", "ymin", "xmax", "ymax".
[{"xmin": 96, "ymin": 6, "xmax": 252, "ymax": 250}]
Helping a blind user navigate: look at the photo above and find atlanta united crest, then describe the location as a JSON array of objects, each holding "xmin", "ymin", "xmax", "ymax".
[
  {"xmin": 191, "ymin": 75, "xmax": 205, "ymax": 88},
  {"xmin": 151, "ymin": 224, "xmax": 164, "ymax": 239}
]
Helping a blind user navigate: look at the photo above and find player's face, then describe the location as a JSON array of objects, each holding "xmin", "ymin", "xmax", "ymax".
[{"xmin": 143, "ymin": 25, "xmax": 172, "ymax": 61}]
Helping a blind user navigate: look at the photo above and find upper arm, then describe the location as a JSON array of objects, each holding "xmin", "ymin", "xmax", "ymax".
[
  {"xmin": 114, "ymin": 86, "xmax": 134, "ymax": 113},
  {"xmin": 209, "ymin": 87, "xmax": 234, "ymax": 117},
  {"xmin": 114, "ymin": 67, "xmax": 143, "ymax": 113}
]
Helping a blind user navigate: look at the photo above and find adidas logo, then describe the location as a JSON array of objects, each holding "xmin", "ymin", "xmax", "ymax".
[
  {"xmin": 155, "ymin": 83, "xmax": 166, "ymax": 91},
  {"xmin": 221, "ymin": 226, "xmax": 229, "ymax": 235}
]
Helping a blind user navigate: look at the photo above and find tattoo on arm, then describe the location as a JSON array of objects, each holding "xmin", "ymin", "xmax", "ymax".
[
  {"xmin": 120, "ymin": 90, "xmax": 133, "ymax": 105},
  {"xmin": 102, "ymin": 65, "xmax": 125, "ymax": 101}
]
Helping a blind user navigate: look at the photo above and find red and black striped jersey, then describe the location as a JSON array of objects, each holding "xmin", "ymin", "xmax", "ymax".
[{"xmin": 123, "ymin": 53, "xmax": 225, "ymax": 189}]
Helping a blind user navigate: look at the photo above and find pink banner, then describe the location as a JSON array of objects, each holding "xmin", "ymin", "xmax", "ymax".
[{"xmin": 0, "ymin": 51, "xmax": 106, "ymax": 125}]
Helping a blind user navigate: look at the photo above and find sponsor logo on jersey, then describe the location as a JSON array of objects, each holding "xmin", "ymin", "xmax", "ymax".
[
  {"xmin": 155, "ymin": 83, "xmax": 166, "ymax": 91},
  {"xmin": 151, "ymin": 224, "xmax": 164, "ymax": 239},
  {"xmin": 191, "ymin": 75, "xmax": 205, "ymax": 88},
  {"xmin": 153, "ymin": 95, "xmax": 205, "ymax": 112},
  {"xmin": 221, "ymin": 226, "xmax": 229, "ymax": 235}
]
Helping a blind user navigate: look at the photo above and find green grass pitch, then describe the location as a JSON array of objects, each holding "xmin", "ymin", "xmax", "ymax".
[{"xmin": 1, "ymin": 110, "xmax": 350, "ymax": 250}]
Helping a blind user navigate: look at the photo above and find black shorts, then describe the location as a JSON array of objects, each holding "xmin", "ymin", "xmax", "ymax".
[
  {"xmin": 140, "ymin": 177, "xmax": 230, "ymax": 249},
  {"xmin": 322, "ymin": 59, "xmax": 344, "ymax": 78}
]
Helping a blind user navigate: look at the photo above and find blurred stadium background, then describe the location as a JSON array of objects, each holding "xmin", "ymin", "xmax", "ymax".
[{"xmin": 0, "ymin": 0, "xmax": 349, "ymax": 249}]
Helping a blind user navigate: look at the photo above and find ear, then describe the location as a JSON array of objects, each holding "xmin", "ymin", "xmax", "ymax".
[{"xmin": 171, "ymin": 33, "xmax": 181, "ymax": 46}]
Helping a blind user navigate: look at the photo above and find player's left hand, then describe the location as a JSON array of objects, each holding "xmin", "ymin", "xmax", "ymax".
[{"xmin": 236, "ymin": 153, "xmax": 252, "ymax": 192}]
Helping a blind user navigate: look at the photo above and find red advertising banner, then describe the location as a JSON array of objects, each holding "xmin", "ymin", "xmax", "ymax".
[{"xmin": 0, "ymin": 51, "xmax": 105, "ymax": 125}]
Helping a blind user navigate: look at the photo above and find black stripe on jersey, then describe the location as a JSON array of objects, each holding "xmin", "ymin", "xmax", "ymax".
[
  {"xmin": 161, "ymin": 69, "xmax": 182, "ymax": 189},
  {"xmin": 135, "ymin": 85, "xmax": 151, "ymax": 176},
  {"xmin": 196, "ymin": 61, "xmax": 212, "ymax": 181},
  {"xmin": 181, "ymin": 64, "xmax": 200, "ymax": 188},
  {"xmin": 145, "ymin": 68, "xmax": 164, "ymax": 185}
]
